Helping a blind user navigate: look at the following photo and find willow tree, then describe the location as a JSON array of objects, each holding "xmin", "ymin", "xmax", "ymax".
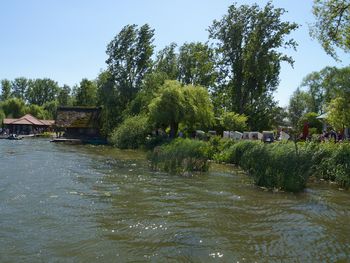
[
  {"xmin": 209, "ymin": 2, "xmax": 298, "ymax": 130},
  {"xmin": 148, "ymin": 80, "xmax": 214, "ymax": 138}
]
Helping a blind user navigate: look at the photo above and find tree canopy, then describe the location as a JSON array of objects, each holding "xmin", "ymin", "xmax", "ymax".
[
  {"xmin": 208, "ymin": 2, "xmax": 298, "ymax": 129},
  {"xmin": 311, "ymin": 0, "xmax": 350, "ymax": 59}
]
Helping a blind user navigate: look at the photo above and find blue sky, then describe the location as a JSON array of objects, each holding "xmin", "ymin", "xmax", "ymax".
[{"xmin": 0, "ymin": 0, "xmax": 349, "ymax": 106}]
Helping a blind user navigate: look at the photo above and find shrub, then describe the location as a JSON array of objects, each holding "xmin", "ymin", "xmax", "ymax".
[
  {"xmin": 149, "ymin": 138, "xmax": 210, "ymax": 175},
  {"xmin": 109, "ymin": 115, "xmax": 150, "ymax": 149}
]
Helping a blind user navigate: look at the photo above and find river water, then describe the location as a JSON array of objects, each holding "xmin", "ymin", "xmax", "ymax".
[{"xmin": 0, "ymin": 139, "xmax": 349, "ymax": 262}]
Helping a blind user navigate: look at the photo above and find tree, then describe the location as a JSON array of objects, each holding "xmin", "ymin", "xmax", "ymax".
[
  {"xmin": 0, "ymin": 98, "xmax": 26, "ymax": 118},
  {"xmin": 96, "ymin": 71, "xmax": 120, "ymax": 136},
  {"xmin": 310, "ymin": 0, "xmax": 350, "ymax": 59},
  {"xmin": 26, "ymin": 78, "xmax": 60, "ymax": 106},
  {"xmin": 178, "ymin": 42, "xmax": 217, "ymax": 89},
  {"xmin": 74, "ymin": 79, "xmax": 97, "ymax": 106},
  {"xmin": 209, "ymin": 2, "xmax": 298, "ymax": 130},
  {"xmin": 154, "ymin": 43, "xmax": 179, "ymax": 80},
  {"xmin": 26, "ymin": 104, "xmax": 49, "ymax": 119},
  {"xmin": 327, "ymin": 97, "xmax": 350, "ymax": 131},
  {"xmin": 288, "ymin": 88, "xmax": 311, "ymax": 130},
  {"xmin": 221, "ymin": 111, "xmax": 247, "ymax": 131},
  {"xmin": 106, "ymin": 24, "xmax": 154, "ymax": 111},
  {"xmin": 298, "ymin": 112, "xmax": 323, "ymax": 134},
  {"xmin": 11, "ymin": 77, "xmax": 29, "ymax": 100},
  {"xmin": 1, "ymin": 79, "xmax": 12, "ymax": 101},
  {"xmin": 109, "ymin": 115, "xmax": 150, "ymax": 149},
  {"xmin": 149, "ymin": 80, "xmax": 214, "ymax": 137},
  {"xmin": 58, "ymin": 85, "xmax": 71, "ymax": 106}
]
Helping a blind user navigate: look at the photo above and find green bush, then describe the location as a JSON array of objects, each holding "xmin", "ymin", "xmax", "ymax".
[
  {"xmin": 214, "ymin": 141, "xmax": 312, "ymax": 192},
  {"xmin": 149, "ymin": 138, "xmax": 210, "ymax": 175},
  {"xmin": 309, "ymin": 142, "xmax": 350, "ymax": 188},
  {"xmin": 109, "ymin": 115, "xmax": 150, "ymax": 149}
]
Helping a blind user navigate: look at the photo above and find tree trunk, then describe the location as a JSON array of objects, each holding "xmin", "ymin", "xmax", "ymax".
[{"xmin": 169, "ymin": 122, "xmax": 179, "ymax": 138}]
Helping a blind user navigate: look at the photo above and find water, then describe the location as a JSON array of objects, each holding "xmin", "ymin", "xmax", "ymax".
[{"xmin": 0, "ymin": 139, "xmax": 349, "ymax": 262}]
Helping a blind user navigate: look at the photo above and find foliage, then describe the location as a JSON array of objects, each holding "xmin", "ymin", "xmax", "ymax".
[
  {"xmin": 0, "ymin": 109, "xmax": 5, "ymax": 124},
  {"xmin": 58, "ymin": 84, "xmax": 72, "ymax": 106},
  {"xmin": 96, "ymin": 70, "xmax": 121, "ymax": 137},
  {"xmin": 214, "ymin": 141, "xmax": 312, "ymax": 192},
  {"xmin": 26, "ymin": 78, "xmax": 60, "ymax": 106},
  {"xmin": 148, "ymin": 80, "xmax": 214, "ymax": 137},
  {"xmin": 299, "ymin": 66, "xmax": 350, "ymax": 113},
  {"xmin": 310, "ymin": 0, "xmax": 350, "ymax": 59},
  {"xmin": 11, "ymin": 77, "xmax": 29, "ymax": 100},
  {"xmin": 209, "ymin": 2, "xmax": 298, "ymax": 130},
  {"xmin": 0, "ymin": 79, "xmax": 12, "ymax": 101},
  {"xmin": 106, "ymin": 24, "xmax": 154, "ymax": 110},
  {"xmin": 288, "ymin": 88, "xmax": 312, "ymax": 131},
  {"xmin": 309, "ymin": 142, "xmax": 350, "ymax": 188},
  {"xmin": 154, "ymin": 42, "xmax": 179, "ymax": 80},
  {"xmin": 298, "ymin": 112, "xmax": 323, "ymax": 134},
  {"xmin": 149, "ymin": 138, "xmax": 210, "ymax": 174},
  {"xmin": 178, "ymin": 42, "xmax": 217, "ymax": 88},
  {"xmin": 0, "ymin": 98, "xmax": 26, "ymax": 118},
  {"xmin": 74, "ymin": 79, "xmax": 97, "ymax": 106},
  {"xmin": 109, "ymin": 115, "xmax": 150, "ymax": 149},
  {"xmin": 221, "ymin": 111, "xmax": 247, "ymax": 132},
  {"xmin": 43, "ymin": 100, "xmax": 58, "ymax": 119},
  {"xmin": 326, "ymin": 97, "xmax": 350, "ymax": 131},
  {"xmin": 26, "ymin": 104, "xmax": 49, "ymax": 119}
]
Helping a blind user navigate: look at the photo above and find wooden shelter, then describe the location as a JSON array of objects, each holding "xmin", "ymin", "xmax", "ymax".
[
  {"xmin": 55, "ymin": 106, "xmax": 101, "ymax": 138},
  {"xmin": 2, "ymin": 114, "xmax": 54, "ymax": 135}
]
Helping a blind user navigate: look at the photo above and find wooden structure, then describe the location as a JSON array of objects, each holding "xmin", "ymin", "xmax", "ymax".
[
  {"xmin": 2, "ymin": 114, "xmax": 54, "ymax": 135},
  {"xmin": 55, "ymin": 106, "xmax": 101, "ymax": 139}
]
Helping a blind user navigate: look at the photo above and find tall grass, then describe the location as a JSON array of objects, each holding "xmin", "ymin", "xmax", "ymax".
[
  {"xmin": 149, "ymin": 138, "xmax": 210, "ymax": 175},
  {"xmin": 308, "ymin": 142, "xmax": 350, "ymax": 188},
  {"xmin": 214, "ymin": 141, "xmax": 312, "ymax": 192}
]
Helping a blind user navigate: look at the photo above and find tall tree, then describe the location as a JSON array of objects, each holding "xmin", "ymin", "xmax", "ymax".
[
  {"xmin": 26, "ymin": 78, "xmax": 60, "ymax": 106},
  {"xmin": 1, "ymin": 79, "xmax": 12, "ymax": 101},
  {"xmin": 106, "ymin": 24, "xmax": 154, "ymax": 111},
  {"xmin": 209, "ymin": 2, "xmax": 298, "ymax": 129},
  {"xmin": 11, "ymin": 77, "xmax": 29, "ymax": 100},
  {"xmin": 58, "ymin": 84, "xmax": 71, "ymax": 106},
  {"xmin": 154, "ymin": 43, "xmax": 179, "ymax": 80},
  {"xmin": 74, "ymin": 79, "xmax": 97, "ymax": 106},
  {"xmin": 310, "ymin": 0, "xmax": 350, "ymax": 59},
  {"xmin": 96, "ymin": 70, "xmax": 120, "ymax": 136},
  {"xmin": 178, "ymin": 42, "xmax": 217, "ymax": 89},
  {"xmin": 288, "ymin": 88, "xmax": 312, "ymax": 130}
]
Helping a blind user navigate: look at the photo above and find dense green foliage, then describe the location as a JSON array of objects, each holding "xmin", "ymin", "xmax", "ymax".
[
  {"xmin": 311, "ymin": 0, "xmax": 350, "ymax": 59},
  {"xmin": 209, "ymin": 2, "xmax": 298, "ymax": 130},
  {"xmin": 149, "ymin": 138, "xmax": 210, "ymax": 175},
  {"xmin": 109, "ymin": 115, "xmax": 150, "ymax": 149},
  {"xmin": 221, "ymin": 112, "xmax": 247, "ymax": 132},
  {"xmin": 148, "ymin": 80, "xmax": 214, "ymax": 138}
]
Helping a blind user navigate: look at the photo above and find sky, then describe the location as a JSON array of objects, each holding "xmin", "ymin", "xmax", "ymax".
[{"xmin": 0, "ymin": 0, "xmax": 349, "ymax": 107}]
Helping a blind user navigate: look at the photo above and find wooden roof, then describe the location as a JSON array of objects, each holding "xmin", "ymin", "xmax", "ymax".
[
  {"xmin": 55, "ymin": 106, "xmax": 101, "ymax": 128},
  {"xmin": 3, "ymin": 114, "xmax": 54, "ymax": 126}
]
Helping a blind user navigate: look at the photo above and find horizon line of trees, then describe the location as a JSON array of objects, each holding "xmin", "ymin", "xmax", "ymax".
[{"xmin": 1, "ymin": 0, "xmax": 349, "ymax": 142}]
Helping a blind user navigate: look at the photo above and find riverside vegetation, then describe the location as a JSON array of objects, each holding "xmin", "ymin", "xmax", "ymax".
[
  {"xmin": 149, "ymin": 138, "xmax": 350, "ymax": 192},
  {"xmin": 1, "ymin": 1, "xmax": 350, "ymax": 193}
]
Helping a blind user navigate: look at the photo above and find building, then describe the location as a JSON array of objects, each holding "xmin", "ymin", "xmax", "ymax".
[
  {"xmin": 55, "ymin": 106, "xmax": 101, "ymax": 138},
  {"xmin": 2, "ymin": 114, "xmax": 54, "ymax": 135}
]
